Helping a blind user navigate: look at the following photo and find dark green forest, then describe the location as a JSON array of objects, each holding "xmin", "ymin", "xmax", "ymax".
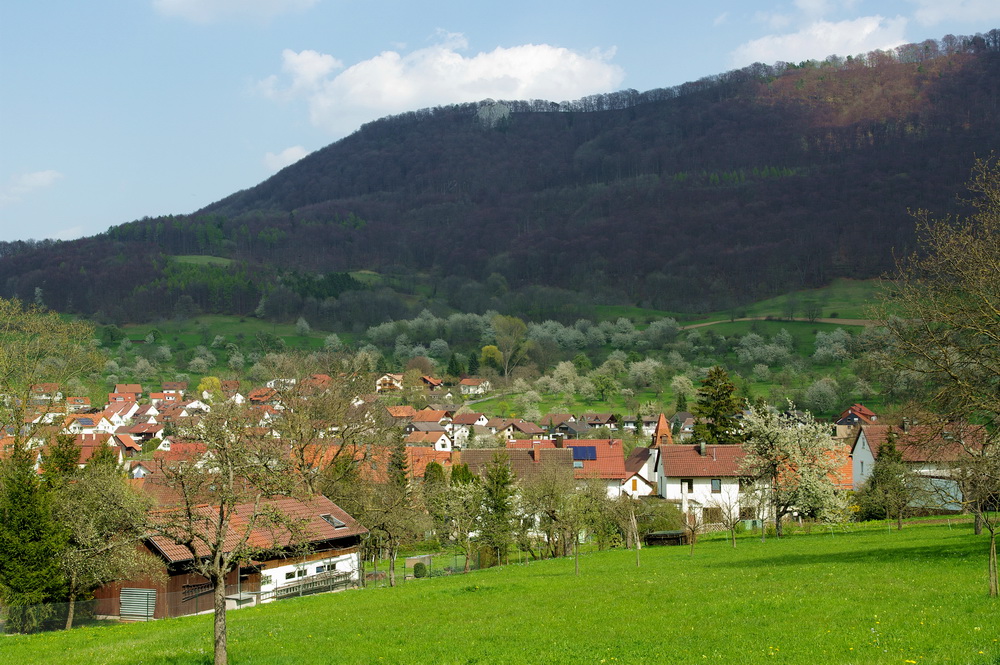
[{"xmin": 2, "ymin": 31, "xmax": 999, "ymax": 328}]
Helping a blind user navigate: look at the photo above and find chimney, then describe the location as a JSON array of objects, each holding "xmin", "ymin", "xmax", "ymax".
[
  {"xmin": 699, "ymin": 441, "xmax": 706, "ymax": 456},
  {"xmin": 552, "ymin": 433, "xmax": 565, "ymax": 448}
]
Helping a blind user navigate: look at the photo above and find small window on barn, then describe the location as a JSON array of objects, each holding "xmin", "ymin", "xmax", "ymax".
[
  {"xmin": 285, "ymin": 571, "xmax": 295, "ymax": 580},
  {"xmin": 320, "ymin": 513, "xmax": 346, "ymax": 529},
  {"xmin": 315, "ymin": 565, "xmax": 325, "ymax": 574},
  {"xmin": 711, "ymin": 479, "xmax": 722, "ymax": 493}
]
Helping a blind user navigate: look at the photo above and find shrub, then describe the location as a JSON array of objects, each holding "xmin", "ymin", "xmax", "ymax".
[{"xmin": 413, "ymin": 562, "xmax": 427, "ymax": 579}]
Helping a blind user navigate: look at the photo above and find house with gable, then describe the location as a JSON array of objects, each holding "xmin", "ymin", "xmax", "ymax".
[
  {"xmin": 405, "ymin": 430, "xmax": 453, "ymax": 452},
  {"xmin": 506, "ymin": 438, "xmax": 627, "ymax": 497},
  {"xmin": 450, "ymin": 412, "xmax": 488, "ymax": 447},
  {"xmin": 375, "ymin": 373, "xmax": 404, "ymax": 393},
  {"xmin": 93, "ymin": 491, "xmax": 366, "ymax": 620},
  {"xmin": 850, "ymin": 423, "xmax": 979, "ymax": 510},
  {"xmin": 161, "ymin": 381, "xmax": 188, "ymax": 397},
  {"xmin": 114, "ymin": 383, "xmax": 144, "ymax": 401},
  {"xmin": 458, "ymin": 377, "xmax": 491, "ymax": 395},
  {"xmin": 657, "ymin": 443, "xmax": 748, "ymax": 524},
  {"xmin": 622, "ymin": 447, "xmax": 658, "ymax": 497}
]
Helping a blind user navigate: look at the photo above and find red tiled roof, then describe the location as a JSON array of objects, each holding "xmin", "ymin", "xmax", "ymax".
[
  {"xmin": 458, "ymin": 378, "xmax": 486, "ymax": 386},
  {"xmin": 147, "ymin": 495, "xmax": 366, "ymax": 564},
  {"xmin": 660, "ymin": 444, "xmax": 746, "ymax": 477},
  {"xmin": 152, "ymin": 441, "xmax": 207, "ymax": 463},
  {"xmin": 506, "ymin": 439, "xmax": 626, "ymax": 479},
  {"xmin": 452, "ymin": 413, "xmax": 485, "ymax": 425},
  {"xmin": 855, "ymin": 424, "xmax": 982, "ymax": 463},
  {"xmin": 412, "ymin": 409, "xmax": 448, "ymax": 423},
  {"xmin": 539, "ymin": 413, "xmax": 573, "ymax": 427},
  {"xmin": 248, "ymin": 387, "xmax": 278, "ymax": 402},
  {"xmin": 405, "ymin": 448, "xmax": 452, "ymax": 479},
  {"xmin": 386, "ymin": 405, "xmax": 418, "ymax": 419}
]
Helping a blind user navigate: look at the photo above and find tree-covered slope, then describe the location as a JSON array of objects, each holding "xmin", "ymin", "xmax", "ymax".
[{"xmin": 3, "ymin": 32, "xmax": 999, "ymax": 324}]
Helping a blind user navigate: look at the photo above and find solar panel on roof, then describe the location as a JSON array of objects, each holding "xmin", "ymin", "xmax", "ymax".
[{"xmin": 572, "ymin": 446, "xmax": 597, "ymax": 461}]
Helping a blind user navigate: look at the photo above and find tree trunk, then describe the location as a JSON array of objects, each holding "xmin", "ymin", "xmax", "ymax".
[
  {"xmin": 463, "ymin": 542, "xmax": 471, "ymax": 573},
  {"xmin": 574, "ymin": 535, "xmax": 580, "ymax": 576},
  {"xmin": 65, "ymin": 588, "xmax": 77, "ymax": 630},
  {"xmin": 975, "ymin": 510, "xmax": 984, "ymax": 536},
  {"xmin": 213, "ymin": 576, "xmax": 228, "ymax": 665},
  {"xmin": 989, "ymin": 530, "xmax": 998, "ymax": 598},
  {"xmin": 730, "ymin": 528, "xmax": 737, "ymax": 548},
  {"xmin": 388, "ymin": 547, "xmax": 397, "ymax": 587},
  {"xmin": 775, "ymin": 513, "xmax": 784, "ymax": 538}
]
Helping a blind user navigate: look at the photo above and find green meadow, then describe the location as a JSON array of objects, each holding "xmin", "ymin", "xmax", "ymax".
[{"xmin": 7, "ymin": 522, "xmax": 998, "ymax": 664}]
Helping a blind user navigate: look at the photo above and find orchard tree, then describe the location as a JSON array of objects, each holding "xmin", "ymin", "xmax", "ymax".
[
  {"xmin": 740, "ymin": 403, "xmax": 844, "ymax": 537},
  {"xmin": 152, "ymin": 402, "xmax": 308, "ymax": 665},
  {"xmin": 490, "ymin": 315, "xmax": 528, "ymax": 378},
  {"xmin": 50, "ymin": 456, "xmax": 161, "ymax": 629},
  {"xmin": 872, "ymin": 157, "xmax": 1000, "ymax": 595}
]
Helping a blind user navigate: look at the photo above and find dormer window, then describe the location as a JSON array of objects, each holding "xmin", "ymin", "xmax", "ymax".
[{"xmin": 320, "ymin": 513, "xmax": 346, "ymax": 529}]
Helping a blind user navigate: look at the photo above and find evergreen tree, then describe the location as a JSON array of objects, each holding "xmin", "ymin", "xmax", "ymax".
[
  {"xmin": 467, "ymin": 352, "xmax": 480, "ymax": 376},
  {"xmin": 480, "ymin": 451, "xmax": 515, "ymax": 564},
  {"xmin": 692, "ymin": 366, "xmax": 744, "ymax": 444},
  {"xmin": 450, "ymin": 462, "xmax": 476, "ymax": 485},
  {"xmin": 446, "ymin": 353, "xmax": 463, "ymax": 378},
  {"xmin": 856, "ymin": 430, "xmax": 910, "ymax": 527},
  {"xmin": 388, "ymin": 439, "xmax": 409, "ymax": 488},
  {"xmin": 0, "ymin": 447, "xmax": 68, "ymax": 633},
  {"xmin": 41, "ymin": 433, "xmax": 81, "ymax": 486},
  {"xmin": 423, "ymin": 461, "xmax": 446, "ymax": 488}
]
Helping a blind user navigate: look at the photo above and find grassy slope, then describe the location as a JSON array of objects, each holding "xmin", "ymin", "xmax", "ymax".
[{"xmin": 8, "ymin": 523, "xmax": 997, "ymax": 664}]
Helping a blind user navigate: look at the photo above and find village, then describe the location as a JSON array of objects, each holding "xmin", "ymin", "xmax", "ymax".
[{"xmin": 10, "ymin": 368, "xmax": 975, "ymax": 625}]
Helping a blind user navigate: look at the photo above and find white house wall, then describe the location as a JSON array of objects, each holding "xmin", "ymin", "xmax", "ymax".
[{"xmin": 258, "ymin": 551, "xmax": 361, "ymax": 600}]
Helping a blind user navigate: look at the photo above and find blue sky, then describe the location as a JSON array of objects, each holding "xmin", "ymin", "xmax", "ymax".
[{"xmin": 1, "ymin": 0, "xmax": 998, "ymax": 242}]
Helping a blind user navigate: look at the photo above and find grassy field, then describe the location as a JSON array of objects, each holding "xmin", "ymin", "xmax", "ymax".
[
  {"xmin": 6, "ymin": 523, "xmax": 998, "ymax": 664},
  {"xmin": 171, "ymin": 255, "xmax": 235, "ymax": 267}
]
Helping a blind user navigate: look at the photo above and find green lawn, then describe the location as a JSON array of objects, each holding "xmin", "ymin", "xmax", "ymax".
[
  {"xmin": 170, "ymin": 255, "xmax": 235, "ymax": 267},
  {"xmin": 6, "ymin": 523, "xmax": 998, "ymax": 664}
]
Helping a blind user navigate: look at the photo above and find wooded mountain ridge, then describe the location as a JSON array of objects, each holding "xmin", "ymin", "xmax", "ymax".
[{"xmin": 4, "ymin": 31, "xmax": 1000, "ymax": 328}]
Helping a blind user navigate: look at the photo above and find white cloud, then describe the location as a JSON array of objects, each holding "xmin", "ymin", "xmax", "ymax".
[
  {"xmin": 909, "ymin": 0, "xmax": 1000, "ymax": 26},
  {"xmin": 0, "ymin": 170, "xmax": 63, "ymax": 206},
  {"xmin": 260, "ymin": 34, "xmax": 625, "ymax": 137},
  {"xmin": 264, "ymin": 146, "xmax": 309, "ymax": 171},
  {"xmin": 714, "ymin": 12, "xmax": 730, "ymax": 27},
  {"xmin": 731, "ymin": 15, "xmax": 908, "ymax": 66},
  {"xmin": 152, "ymin": 0, "xmax": 318, "ymax": 24}
]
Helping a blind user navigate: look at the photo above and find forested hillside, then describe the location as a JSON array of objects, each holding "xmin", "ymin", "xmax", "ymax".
[{"xmin": 2, "ymin": 31, "xmax": 999, "ymax": 327}]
